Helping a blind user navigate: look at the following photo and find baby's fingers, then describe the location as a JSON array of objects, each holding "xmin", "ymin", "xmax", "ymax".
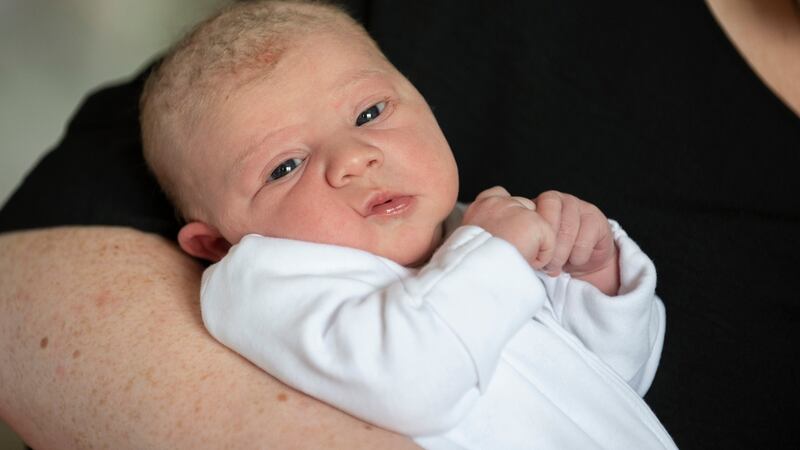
[
  {"xmin": 533, "ymin": 191, "xmax": 563, "ymax": 230},
  {"xmin": 512, "ymin": 196, "xmax": 536, "ymax": 211},
  {"xmin": 568, "ymin": 207, "xmax": 609, "ymax": 267},
  {"xmin": 530, "ymin": 221, "xmax": 556, "ymax": 270},
  {"xmin": 535, "ymin": 191, "xmax": 579, "ymax": 274},
  {"xmin": 474, "ymin": 185, "xmax": 511, "ymax": 201}
]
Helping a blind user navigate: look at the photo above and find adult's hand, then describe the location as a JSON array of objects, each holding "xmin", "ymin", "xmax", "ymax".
[{"xmin": 0, "ymin": 227, "xmax": 419, "ymax": 449}]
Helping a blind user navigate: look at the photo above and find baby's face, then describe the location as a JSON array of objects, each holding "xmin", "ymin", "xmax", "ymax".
[{"xmin": 189, "ymin": 30, "xmax": 459, "ymax": 266}]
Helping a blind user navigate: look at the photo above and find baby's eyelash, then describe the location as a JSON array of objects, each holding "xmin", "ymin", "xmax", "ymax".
[
  {"xmin": 355, "ymin": 100, "xmax": 388, "ymax": 126},
  {"xmin": 267, "ymin": 157, "xmax": 304, "ymax": 183}
]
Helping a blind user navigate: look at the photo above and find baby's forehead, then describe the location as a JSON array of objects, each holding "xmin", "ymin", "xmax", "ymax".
[
  {"xmin": 189, "ymin": 26, "xmax": 399, "ymax": 142},
  {"xmin": 225, "ymin": 31, "xmax": 393, "ymax": 97}
]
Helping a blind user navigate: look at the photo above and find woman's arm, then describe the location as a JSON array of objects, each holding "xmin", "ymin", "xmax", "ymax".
[
  {"xmin": 705, "ymin": 0, "xmax": 800, "ymax": 116},
  {"xmin": 0, "ymin": 227, "xmax": 419, "ymax": 449}
]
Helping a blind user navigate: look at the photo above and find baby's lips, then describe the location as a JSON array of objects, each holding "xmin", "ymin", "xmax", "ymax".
[
  {"xmin": 361, "ymin": 190, "xmax": 407, "ymax": 216},
  {"xmin": 369, "ymin": 195, "xmax": 413, "ymax": 216}
]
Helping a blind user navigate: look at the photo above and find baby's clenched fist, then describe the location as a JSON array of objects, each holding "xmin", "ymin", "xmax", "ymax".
[
  {"xmin": 462, "ymin": 186, "xmax": 555, "ymax": 270},
  {"xmin": 532, "ymin": 190, "xmax": 619, "ymax": 294},
  {"xmin": 463, "ymin": 187, "xmax": 620, "ymax": 295}
]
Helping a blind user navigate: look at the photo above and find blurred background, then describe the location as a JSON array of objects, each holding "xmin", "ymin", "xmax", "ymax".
[{"xmin": 0, "ymin": 0, "xmax": 228, "ymax": 447}]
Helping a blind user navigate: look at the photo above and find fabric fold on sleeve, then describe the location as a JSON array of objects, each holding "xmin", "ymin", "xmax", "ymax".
[
  {"xmin": 404, "ymin": 225, "xmax": 547, "ymax": 392},
  {"xmin": 536, "ymin": 220, "xmax": 665, "ymax": 395}
]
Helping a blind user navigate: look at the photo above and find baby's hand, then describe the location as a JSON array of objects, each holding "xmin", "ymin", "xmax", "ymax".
[
  {"xmin": 462, "ymin": 186, "xmax": 555, "ymax": 269},
  {"xmin": 533, "ymin": 190, "xmax": 619, "ymax": 294}
]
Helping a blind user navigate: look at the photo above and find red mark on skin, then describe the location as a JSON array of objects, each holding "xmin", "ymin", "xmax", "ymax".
[
  {"xmin": 40, "ymin": 337, "xmax": 48, "ymax": 349},
  {"xmin": 277, "ymin": 393, "xmax": 288, "ymax": 402},
  {"xmin": 144, "ymin": 367, "xmax": 158, "ymax": 387},
  {"xmin": 363, "ymin": 424, "xmax": 373, "ymax": 431},
  {"xmin": 72, "ymin": 350, "xmax": 81, "ymax": 359},
  {"xmin": 94, "ymin": 289, "xmax": 113, "ymax": 308},
  {"xmin": 55, "ymin": 365, "xmax": 66, "ymax": 377}
]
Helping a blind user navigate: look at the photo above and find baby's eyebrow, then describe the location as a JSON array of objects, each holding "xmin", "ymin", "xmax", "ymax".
[
  {"xmin": 335, "ymin": 69, "xmax": 386, "ymax": 89},
  {"xmin": 228, "ymin": 125, "xmax": 291, "ymax": 180},
  {"xmin": 332, "ymin": 69, "xmax": 388, "ymax": 98}
]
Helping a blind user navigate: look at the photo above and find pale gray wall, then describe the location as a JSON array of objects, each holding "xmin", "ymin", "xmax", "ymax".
[
  {"xmin": 0, "ymin": 0, "xmax": 230, "ymax": 446},
  {"xmin": 0, "ymin": 0, "xmax": 229, "ymax": 205}
]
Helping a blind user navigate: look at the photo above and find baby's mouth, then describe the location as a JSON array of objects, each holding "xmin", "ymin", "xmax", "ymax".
[
  {"xmin": 370, "ymin": 196, "xmax": 413, "ymax": 216},
  {"xmin": 364, "ymin": 192, "xmax": 415, "ymax": 217}
]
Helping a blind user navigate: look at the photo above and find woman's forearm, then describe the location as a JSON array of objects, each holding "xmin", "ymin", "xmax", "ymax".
[{"xmin": 0, "ymin": 227, "xmax": 418, "ymax": 449}]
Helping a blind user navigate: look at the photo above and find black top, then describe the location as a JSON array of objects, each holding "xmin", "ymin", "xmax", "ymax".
[{"xmin": 2, "ymin": 1, "xmax": 799, "ymax": 448}]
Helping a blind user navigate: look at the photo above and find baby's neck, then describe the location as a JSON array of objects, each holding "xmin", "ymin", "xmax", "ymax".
[{"xmin": 406, "ymin": 203, "xmax": 465, "ymax": 268}]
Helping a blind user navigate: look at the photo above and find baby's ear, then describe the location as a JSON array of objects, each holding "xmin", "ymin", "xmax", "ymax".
[{"xmin": 177, "ymin": 222, "xmax": 232, "ymax": 262}]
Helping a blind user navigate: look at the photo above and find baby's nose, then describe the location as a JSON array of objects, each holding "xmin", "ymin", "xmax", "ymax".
[{"xmin": 325, "ymin": 143, "xmax": 384, "ymax": 187}]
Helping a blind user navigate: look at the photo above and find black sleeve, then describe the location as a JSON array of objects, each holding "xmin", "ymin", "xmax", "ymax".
[{"xmin": 0, "ymin": 65, "xmax": 180, "ymax": 239}]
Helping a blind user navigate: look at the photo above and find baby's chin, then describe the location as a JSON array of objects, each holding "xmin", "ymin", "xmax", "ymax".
[
  {"xmin": 379, "ymin": 224, "xmax": 445, "ymax": 268},
  {"xmin": 399, "ymin": 249, "xmax": 434, "ymax": 268}
]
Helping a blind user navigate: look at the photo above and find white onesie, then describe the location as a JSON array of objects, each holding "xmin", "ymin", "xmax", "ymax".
[{"xmin": 201, "ymin": 209, "xmax": 676, "ymax": 449}]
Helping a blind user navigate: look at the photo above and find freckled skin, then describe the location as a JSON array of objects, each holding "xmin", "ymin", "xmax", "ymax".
[
  {"xmin": 0, "ymin": 228, "xmax": 419, "ymax": 449},
  {"xmin": 94, "ymin": 289, "xmax": 114, "ymax": 308}
]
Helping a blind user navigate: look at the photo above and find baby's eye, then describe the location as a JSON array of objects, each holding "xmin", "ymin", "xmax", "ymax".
[
  {"xmin": 355, "ymin": 101, "xmax": 386, "ymax": 126},
  {"xmin": 268, "ymin": 158, "xmax": 304, "ymax": 182}
]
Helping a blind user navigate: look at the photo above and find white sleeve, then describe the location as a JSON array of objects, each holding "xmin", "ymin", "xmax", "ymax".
[
  {"xmin": 536, "ymin": 220, "xmax": 666, "ymax": 395},
  {"xmin": 200, "ymin": 226, "xmax": 546, "ymax": 436}
]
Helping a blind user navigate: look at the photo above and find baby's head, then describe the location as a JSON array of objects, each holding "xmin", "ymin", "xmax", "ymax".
[{"xmin": 141, "ymin": 0, "xmax": 458, "ymax": 267}]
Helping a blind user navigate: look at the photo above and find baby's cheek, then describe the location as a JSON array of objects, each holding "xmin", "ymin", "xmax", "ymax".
[{"xmin": 278, "ymin": 202, "xmax": 354, "ymax": 244}]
